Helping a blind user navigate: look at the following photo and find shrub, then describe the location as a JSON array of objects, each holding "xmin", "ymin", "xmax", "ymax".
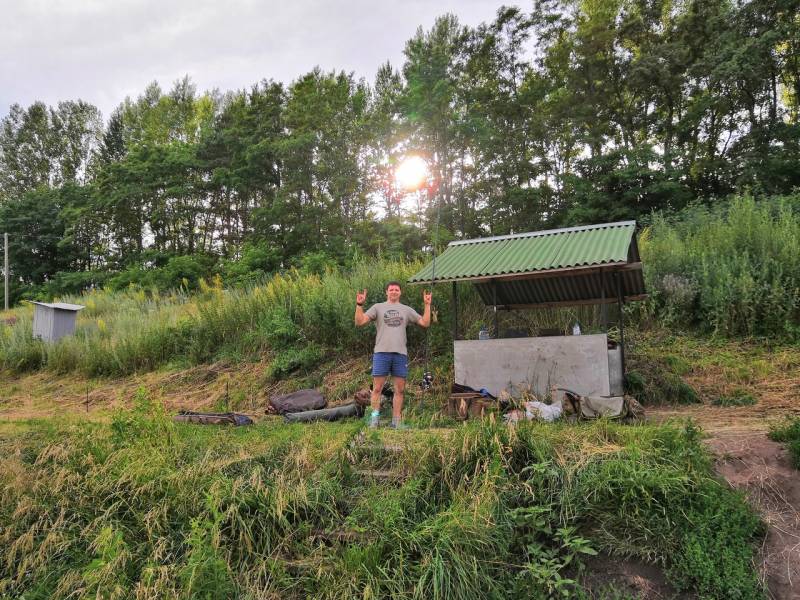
[
  {"xmin": 667, "ymin": 482, "xmax": 765, "ymax": 599},
  {"xmin": 712, "ymin": 390, "xmax": 757, "ymax": 407},
  {"xmin": 624, "ymin": 368, "xmax": 699, "ymax": 405},
  {"xmin": 219, "ymin": 241, "xmax": 280, "ymax": 287},
  {"xmin": 769, "ymin": 417, "xmax": 800, "ymax": 469},
  {"xmin": 104, "ymin": 254, "xmax": 217, "ymax": 293}
]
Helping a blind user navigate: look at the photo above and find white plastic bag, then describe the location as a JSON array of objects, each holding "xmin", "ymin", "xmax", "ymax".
[{"xmin": 524, "ymin": 401, "xmax": 563, "ymax": 422}]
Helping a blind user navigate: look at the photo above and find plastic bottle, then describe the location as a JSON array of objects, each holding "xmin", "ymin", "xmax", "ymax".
[
  {"xmin": 572, "ymin": 322, "xmax": 581, "ymax": 335},
  {"xmin": 478, "ymin": 326, "xmax": 490, "ymax": 340}
]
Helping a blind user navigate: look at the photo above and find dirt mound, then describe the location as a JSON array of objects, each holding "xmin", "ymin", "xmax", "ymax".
[
  {"xmin": 708, "ymin": 432, "xmax": 800, "ymax": 600},
  {"xmin": 579, "ymin": 555, "xmax": 692, "ymax": 599},
  {"xmin": 648, "ymin": 397, "xmax": 800, "ymax": 600}
]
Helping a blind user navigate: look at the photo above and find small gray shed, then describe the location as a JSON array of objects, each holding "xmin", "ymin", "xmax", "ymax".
[{"xmin": 30, "ymin": 301, "xmax": 85, "ymax": 342}]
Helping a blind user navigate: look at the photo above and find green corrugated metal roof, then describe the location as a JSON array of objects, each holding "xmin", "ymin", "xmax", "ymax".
[{"xmin": 409, "ymin": 221, "xmax": 638, "ymax": 284}]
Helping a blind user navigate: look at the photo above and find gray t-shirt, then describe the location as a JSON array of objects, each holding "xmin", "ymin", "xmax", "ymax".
[{"xmin": 365, "ymin": 302, "xmax": 422, "ymax": 355}]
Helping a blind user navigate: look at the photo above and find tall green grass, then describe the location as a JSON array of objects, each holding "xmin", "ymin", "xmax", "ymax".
[
  {"xmin": 3, "ymin": 194, "xmax": 796, "ymax": 378},
  {"xmin": 0, "ymin": 409, "xmax": 764, "ymax": 599},
  {"xmin": 0, "ymin": 259, "xmax": 619, "ymax": 378},
  {"xmin": 0, "ymin": 262, "xmax": 421, "ymax": 376},
  {"xmin": 639, "ymin": 194, "xmax": 800, "ymax": 338}
]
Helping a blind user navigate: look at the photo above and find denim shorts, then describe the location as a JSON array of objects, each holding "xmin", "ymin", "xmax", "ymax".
[{"xmin": 371, "ymin": 352, "xmax": 409, "ymax": 378}]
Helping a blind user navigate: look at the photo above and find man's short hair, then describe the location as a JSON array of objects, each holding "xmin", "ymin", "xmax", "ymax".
[{"xmin": 385, "ymin": 280, "xmax": 402, "ymax": 291}]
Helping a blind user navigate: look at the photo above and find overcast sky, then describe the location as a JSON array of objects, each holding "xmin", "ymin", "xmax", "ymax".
[{"xmin": 1, "ymin": 0, "xmax": 505, "ymax": 121}]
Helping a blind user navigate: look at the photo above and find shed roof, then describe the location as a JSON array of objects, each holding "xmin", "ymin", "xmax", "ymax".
[
  {"xmin": 408, "ymin": 221, "xmax": 646, "ymax": 307},
  {"xmin": 29, "ymin": 301, "xmax": 85, "ymax": 312}
]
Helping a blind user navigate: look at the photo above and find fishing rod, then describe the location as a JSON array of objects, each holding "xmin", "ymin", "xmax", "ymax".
[{"xmin": 420, "ymin": 176, "xmax": 441, "ymax": 394}]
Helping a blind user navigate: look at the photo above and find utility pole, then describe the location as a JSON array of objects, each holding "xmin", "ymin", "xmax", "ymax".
[{"xmin": 3, "ymin": 233, "xmax": 7, "ymax": 311}]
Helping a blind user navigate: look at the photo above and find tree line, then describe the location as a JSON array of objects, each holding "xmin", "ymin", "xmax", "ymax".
[{"xmin": 0, "ymin": 0, "xmax": 797, "ymax": 300}]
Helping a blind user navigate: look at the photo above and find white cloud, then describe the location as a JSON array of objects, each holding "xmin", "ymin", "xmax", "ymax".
[{"xmin": 1, "ymin": 0, "xmax": 503, "ymax": 120}]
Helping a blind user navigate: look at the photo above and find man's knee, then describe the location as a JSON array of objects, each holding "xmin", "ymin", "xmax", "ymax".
[{"xmin": 371, "ymin": 377, "xmax": 386, "ymax": 397}]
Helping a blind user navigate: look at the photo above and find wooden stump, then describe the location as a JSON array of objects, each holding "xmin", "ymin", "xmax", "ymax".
[{"xmin": 446, "ymin": 393, "xmax": 493, "ymax": 420}]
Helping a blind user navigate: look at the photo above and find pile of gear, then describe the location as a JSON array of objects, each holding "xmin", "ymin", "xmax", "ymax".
[
  {"xmin": 447, "ymin": 382, "xmax": 644, "ymax": 424},
  {"xmin": 503, "ymin": 387, "xmax": 644, "ymax": 424}
]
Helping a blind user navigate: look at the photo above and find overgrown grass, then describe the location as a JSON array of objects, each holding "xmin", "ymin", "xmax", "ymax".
[
  {"xmin": 0, "ymin": 261, "xmax": 430, "ymax": 377},
  {"xmin": 625, "ymin": 332, "xmax": 699, "ymax": 405},
  {"xmin": 638, "ymin": 194, "xmax": 800, "ymax": 338},
  {"xmin": 3, "ymin": 194, "xmax": 797, "ymax": 382},
  {"xmin": 712, "ymin": 390, "xmax": 757, "ymax": 407},
  {"xmin": 0, "ymin": 258, "xmax": 635, "ymax": 379},
  {"xmin": 769, "ymin": 417, "xmax": 800, "ymax": 469},
  {"xmin": 0, "ymin": 400, "xmax": 765, "ymax": 599}
]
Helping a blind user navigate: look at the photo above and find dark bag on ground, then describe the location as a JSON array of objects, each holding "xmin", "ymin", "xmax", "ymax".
[
  {"xmin": 284, "ymin": 402, "xmax": 364, "ymax": 423},
  {"xmin": 269, "ymin": 389, "xmax": 326, "ymax": 415},
  {"xmin": 452, "ymin": 382, "xmax": 497, "ymax": 400},
  {"xmin": 173, "ymin": 411, "xmax": 254, "ymax": 426}
]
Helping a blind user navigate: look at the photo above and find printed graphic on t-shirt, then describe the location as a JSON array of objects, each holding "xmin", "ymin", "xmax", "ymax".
[{"xmin": 384, "ymin": 309, "xmax": 403, "ymax": 327}]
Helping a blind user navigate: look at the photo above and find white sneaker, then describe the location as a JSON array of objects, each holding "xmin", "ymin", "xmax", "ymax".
[{"xmin": 368, "ymin": 411, "xmax": 380, "ymax": 429}]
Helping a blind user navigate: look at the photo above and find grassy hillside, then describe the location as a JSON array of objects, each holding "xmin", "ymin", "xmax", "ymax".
[
  {"xmin": 0, "ymin": 406, "xmax": 765, "ymax": 599},
  {"xmin": 0, "ymin": 261, "xmax": 425, "ymax": 377}
]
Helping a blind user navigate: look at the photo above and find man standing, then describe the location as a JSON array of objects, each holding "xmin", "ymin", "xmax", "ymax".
[{"xmin": 354, "ymin": 281, "xmax": 432, "ymax": 428}]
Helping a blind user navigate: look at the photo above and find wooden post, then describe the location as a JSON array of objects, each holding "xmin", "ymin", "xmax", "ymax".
[
  {"xmin": 451, "ymin": 281, "xmax": 459, "ymax": 341},
  {"xmin": 601, "ymin": 269, "xmax": 608, "ymax": 332},
  {"xmin": 616, "ymin": 272, "xmax": 625, "ymax": 374},
  {"xmin": 492, "ymin": 279, "xmax": 499, "ymax": 337}
]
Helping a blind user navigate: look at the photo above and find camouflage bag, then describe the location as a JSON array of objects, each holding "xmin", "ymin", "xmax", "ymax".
[
  {"xmin": 173, "ymin": 411, "xmax": 254, "ymax": 426},
  {"xmin": 558, "ymin": 389, "xmax": 644, "ymax": 421}
]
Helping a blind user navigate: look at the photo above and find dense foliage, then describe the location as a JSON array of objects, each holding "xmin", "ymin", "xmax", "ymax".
[
  {"xmin": 639, "ymin": 194, "xmax": 800, "ymax": 337},
  {"xmin": 5, "ymin": 191, "xmax": 800, "ymax": 382},
  {"xmin": 0, "ymin": 412, "xmax": 764, "ymax": 599},
  {"xmin": 0, "ymin": 0, "xmax": 797, "ymax": 303}
]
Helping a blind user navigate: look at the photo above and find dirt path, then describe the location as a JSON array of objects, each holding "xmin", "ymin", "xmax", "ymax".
[{"xmin": 650, "ymin": 407, "xmax": 800, "ymax": 600}]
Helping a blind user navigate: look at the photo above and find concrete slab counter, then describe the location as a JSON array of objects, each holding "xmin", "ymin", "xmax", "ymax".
[{"xmin": 454, "ymin": 334, "xmax": 622, "ymax": 399}]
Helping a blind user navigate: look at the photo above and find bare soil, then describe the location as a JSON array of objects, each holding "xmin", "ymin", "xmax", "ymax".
[
  {"xmin": 579, "ymin": 555, "xmax": 692, "ymax": 599},
  {"xmin": 651, "ymin": 405, "xmax": 800, "ymax": 600},
  {"xmin": 711, "ymin": 433, "xmax": 800, "ymax": 600}
]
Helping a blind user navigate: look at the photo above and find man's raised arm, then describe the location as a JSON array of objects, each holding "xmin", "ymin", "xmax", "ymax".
[
  {"xmin": 418, "ymin": 290, "xmax": 432, "ymax": 328},
  {"xmin": 354, "ymin": 289, "xmax": 372, "ymax": 326}
]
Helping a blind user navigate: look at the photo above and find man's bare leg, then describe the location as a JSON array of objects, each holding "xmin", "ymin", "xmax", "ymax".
[
  {"xmin": 392, "ymin": 377, "xmax": 405, "ymax": 425},
  {"xmin": 369, "ymin": 376, "xmax": 387, "ymax": 427},
  {"xmin": 370, "ymin": 376, "xmax": 387, "ymax": 412}
]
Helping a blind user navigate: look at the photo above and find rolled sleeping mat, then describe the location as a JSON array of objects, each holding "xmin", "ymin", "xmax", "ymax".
[{"xmin": 283, "ymin": 402, "xmax": 364, "ymax": 423}]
